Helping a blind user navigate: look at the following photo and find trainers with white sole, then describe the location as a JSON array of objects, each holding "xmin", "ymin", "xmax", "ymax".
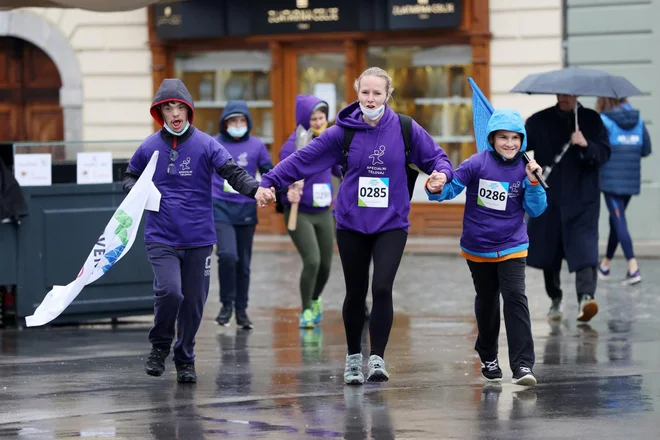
[
  {"xmin": 344, "ymin": 353, "xmax": 364, "ymax": 385},
  {"xmin": 367, "ymin": 355, "xmax": 390, "ymax": 382}
]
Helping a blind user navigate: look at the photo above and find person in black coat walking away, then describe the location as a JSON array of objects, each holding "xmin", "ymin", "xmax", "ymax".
[
  {"xmin": 595, "ymin": 97, "xmax": 651, "ymax": 286},
  {"xmin": 525, "ymin": 94, "xmax": 611, "ymax": 323}
]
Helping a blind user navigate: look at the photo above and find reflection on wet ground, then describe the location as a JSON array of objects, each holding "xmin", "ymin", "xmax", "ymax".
[{"xmin": 0, "ymin": 253, "xmax": 658, "ymax": 439}]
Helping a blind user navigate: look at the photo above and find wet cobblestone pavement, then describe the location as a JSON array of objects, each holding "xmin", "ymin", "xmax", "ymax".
[{"xmin": 0, "ymin": 251, "xmax": 658, "ymax": 439}]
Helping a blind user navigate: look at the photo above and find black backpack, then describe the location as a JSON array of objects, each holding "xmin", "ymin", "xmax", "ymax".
[{"xmin": 341, "ymin": 113, "xmax": 417, "ymax": 200}]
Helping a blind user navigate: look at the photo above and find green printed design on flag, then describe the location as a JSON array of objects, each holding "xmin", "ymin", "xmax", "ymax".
[{"xmin": 113, "ymin": 209, "xmax": 133, "ymax": 246}]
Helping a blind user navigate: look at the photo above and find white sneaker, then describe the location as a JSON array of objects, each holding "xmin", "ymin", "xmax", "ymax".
[
  {"xmin": 344, "ymin": 354, "xmax": 364, "ymax": 385},
  {"xmin": 577, "ymin": 295, "xmax": 599, "ymax": 322},
  {"xmin": 367, "ymin": 355, "xmax": 390, "ymax": 382}
]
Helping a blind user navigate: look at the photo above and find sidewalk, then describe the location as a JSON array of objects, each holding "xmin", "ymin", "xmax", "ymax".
[{"xmin": 254, "ymin": 234, "xmax": 660, "ymax": 258}]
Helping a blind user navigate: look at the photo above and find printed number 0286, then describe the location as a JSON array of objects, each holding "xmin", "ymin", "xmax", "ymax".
[
  {"xmin": 479, "ymin": 188, "xmax": 506, "ymax": 202},
  {"xmin": 359, "ymin": 187, "xmax": 387, "ymax": 198}
]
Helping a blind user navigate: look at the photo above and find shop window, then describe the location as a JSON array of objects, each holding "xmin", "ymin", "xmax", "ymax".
[
  {"xmin": 367, "ymin": 45, "xmax": 473, "ymax": 202},
  {"xmin": 297, "ymin": 53, "xmax": 346, "ymax": 123},
  {"xmin": 174, "ymin": 51, "xmax": 273, "ymax": 148}
]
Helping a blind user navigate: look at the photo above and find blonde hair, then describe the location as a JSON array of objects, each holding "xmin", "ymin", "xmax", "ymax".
[
  {"xmin": 353, "ymin": 67, "xmax": 394, "ymax": 100},
  {"xmin": 596, "ymin": 97, "xmax": 627, "ymax": 113}
]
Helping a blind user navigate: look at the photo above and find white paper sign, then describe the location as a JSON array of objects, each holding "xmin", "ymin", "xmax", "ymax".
[
  {"xmin": 313, "ymin": 82, "xmax": 337, "ymax": 122},
  {"xmin": 14, "ymin": 154, "xmax": 52, "ymax": 186},
  {"xmin": 77, "ymin": 152, "xmax": 113, "ymax": 184}
]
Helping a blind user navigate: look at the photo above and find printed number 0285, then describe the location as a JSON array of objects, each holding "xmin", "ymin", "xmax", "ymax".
[
  {"xmin": 359, "ymin": 187, "xmax": 387, "ymax": 198},
  {"xmin": 479, "ymin": 188, "xmax": 506, "ymax": 202}
]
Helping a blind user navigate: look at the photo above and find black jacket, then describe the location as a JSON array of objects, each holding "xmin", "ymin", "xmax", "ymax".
[{"xmin": 0, "ymin": 157, "xmax": 28, "ymax": 224}]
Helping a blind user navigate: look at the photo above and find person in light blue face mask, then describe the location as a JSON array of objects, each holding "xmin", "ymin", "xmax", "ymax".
[{"xmin": 211, "ymin": 101, "xmax": 274, "ymax": 329}]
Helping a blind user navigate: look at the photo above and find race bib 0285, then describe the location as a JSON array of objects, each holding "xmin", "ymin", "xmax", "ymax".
[
  {"xmin": 358, "ymin": 177, "xmax": 389, "ymax": 208},
  {"xmin": 477, "ymin": 179, "xmax": 508, "ymax": 211}
]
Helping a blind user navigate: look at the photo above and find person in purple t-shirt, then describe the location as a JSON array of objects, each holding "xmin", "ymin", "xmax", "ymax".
[
  {"xmin": 428, "ymin": 109, "xmax": 547, "ymax": 387},
  {"xmin": 280, "ymin": 95, "xmax": 343, "ymax": 329},
  {"xmin": 259, "ymin": 67, "xmax": 454, "ymax": 385},
  {"xmin": 122, "ymin": 79, "xmax": 275, "ymax": 384},
  {"xmin": 211, "ymin": 101, "xmax": 274, "ymax": 330}
]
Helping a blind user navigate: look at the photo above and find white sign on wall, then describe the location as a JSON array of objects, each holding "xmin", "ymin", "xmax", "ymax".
[
  {"xmin": 313, "ymin": 82, "xmax": 337, "ymax": 122},
  {"xmin": 14, "ymin": 154, "xmax": 52, "ymax": 186},
  {"xmin": 77, "ymin": 152, "xmax": 113, "ymax": 184}
]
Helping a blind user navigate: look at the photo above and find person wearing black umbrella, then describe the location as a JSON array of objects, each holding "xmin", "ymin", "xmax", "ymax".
[{"xmin": 524, "ymin": 94, "xmax": 611, "ymax": 322}]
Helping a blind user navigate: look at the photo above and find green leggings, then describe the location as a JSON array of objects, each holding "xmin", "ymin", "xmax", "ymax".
[{"xmin": 284, "ymin": 207, "xmax": 335, "ymax": 311}]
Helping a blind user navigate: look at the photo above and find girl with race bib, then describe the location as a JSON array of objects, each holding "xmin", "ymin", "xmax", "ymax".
[
  {"xmin": 280, "ymin": 95, "xmax": 343, "ymax": 329},
  {"xmin": 428, "ymin": 109, "xmax": 546, "ymax": 386},
  {"xmin": 259, "ymin": 67, "xmax": 454, "ymax": 385},
  {"xmin": 212, "ymin": 101, "xmax": 274, "ymax": 329}
]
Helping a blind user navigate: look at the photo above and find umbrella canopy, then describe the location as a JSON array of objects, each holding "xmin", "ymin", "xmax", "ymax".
[
  {"xmin": 0, "ymin": 0, "xmax": 159, "ymax": 12},
  {"xmin": 510, "ymin": 66, "xmax": 642, "ymax": 99}
]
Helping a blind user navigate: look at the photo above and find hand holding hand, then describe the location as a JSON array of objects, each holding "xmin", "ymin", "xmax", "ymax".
[
  {"xmin": 572, "ymin": 130, "xmax": 588, "ymax": 147},
  {"xmin": 525, "ymin": 159, "xmax": 542, "ymax": 182},
  {"xmin": 426, "ymin": 170, "xmax": 447, "ymax": 193},
  {"xmin": 255, "ymin": 187, "xmax": 276, "ymax": 208}
]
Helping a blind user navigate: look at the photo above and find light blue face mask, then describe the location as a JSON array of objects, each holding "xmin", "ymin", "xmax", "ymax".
[
  {"xmin": 164, "ymin": 120, "xmax": 190, "ymax": 136},
  {"xmin": 227, "ymin": 125, "xmax": 248, "ymax": 138},
  {"xmin": 359, "ymin": 103, "xmax": 385, "ymax": 121}
]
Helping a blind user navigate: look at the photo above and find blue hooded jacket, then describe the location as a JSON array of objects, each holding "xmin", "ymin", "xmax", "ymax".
[
  {"xmin": 428, "ymin": 109, "xmax": 547, "ymax": 259},
  {"xmin": 599, "ymin": 103, "xmax": 652, "ymax": 195}
]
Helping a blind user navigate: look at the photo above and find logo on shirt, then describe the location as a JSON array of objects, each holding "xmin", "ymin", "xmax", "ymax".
[
  {"xmin": 179, "ymin": 157, "xmax": 193, "ymax": 177},
  {"xmin": 204, "ymin": 256, "xmax": 211, "ymax": 277},
  {"xmin": 509, "ymin": 180, "xmax": 521, "ymax": 198},
  {"xmin": 369, "ymin": 145, "xmax": 386, "ymax": 166},
  {"xmin": 237, "ymin": 152, "xmax": 249, "ymax": 167}
]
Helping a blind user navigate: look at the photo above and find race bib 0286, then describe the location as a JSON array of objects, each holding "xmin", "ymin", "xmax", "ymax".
[
  {"xmin": 358, "ymin": 177, "xmax": 389, "ymax": 208},
  {"xmin": 477, "ymin": 179, "xmax": 508, "ymax": 211}
]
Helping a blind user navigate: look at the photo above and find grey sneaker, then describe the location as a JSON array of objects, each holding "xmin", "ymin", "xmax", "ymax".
[
  {"xmin": 547, "ymin": 299, "xmax": 562, "ymax": 321},
  {"xmin": 367, "ymin": 355, "xmax": 390, "ymax": 382},
  {"xmin": 577, "ymin": 295, "xmax": 598, "ymax": 322},
  {"xmin": 344, "ymin": 354, "xmax": 364, "ymax": 385}
]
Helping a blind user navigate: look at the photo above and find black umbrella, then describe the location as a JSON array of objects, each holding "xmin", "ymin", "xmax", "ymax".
[{"xmin": 510, "ymin": 66, "xmax": 642, "ymax": 99}]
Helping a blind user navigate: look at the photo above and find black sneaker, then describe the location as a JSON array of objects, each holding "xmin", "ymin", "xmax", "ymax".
[
  {"xmin": 144, "ymin": 345, "xmax": 170, "ymax": 377},
  {"xmin": 235, "ymin": 310, "xmax": 253, "ymax": 330},
  {"xmin": 175, "ymin": 363, "xmax": 197, "ymax": 384},
  {"xmin": 480, "ymin": 359, "xmax": 503, "ymax": 382},
  {"xmin": 512, "ymin": 365, "xmax": 537, "ymax": 386},
  {"xmin": 215, "ymin": 304, "xmax": 233, "ymax": 326}
]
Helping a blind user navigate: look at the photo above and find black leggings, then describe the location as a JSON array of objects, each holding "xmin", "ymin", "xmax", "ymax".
[{"xmin": 336, "ymin": 228, "xmax": 408, "ymax": 358}]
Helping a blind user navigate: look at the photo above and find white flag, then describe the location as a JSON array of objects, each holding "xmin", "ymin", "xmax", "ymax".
[{"xmin": 25, "ymin": 151, "xmax": 162, "ymax": 327}]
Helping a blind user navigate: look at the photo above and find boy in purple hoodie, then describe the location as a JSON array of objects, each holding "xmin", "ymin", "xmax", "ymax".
[
  {"xmin": 427, "ymin": 109, "xmax": 546, "ymax": 386},
  {"xmin": 122, "ymin": 79, "xmax": 274, "ymax": 384},
  {"xmin": 260, "ymin": 67, "xmax": 454, "ymax": 385}
]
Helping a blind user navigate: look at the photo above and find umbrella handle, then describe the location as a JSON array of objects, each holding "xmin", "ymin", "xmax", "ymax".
[{"xmin": 522, "ymin": 152, "xmax": 550, "ymax": 190}]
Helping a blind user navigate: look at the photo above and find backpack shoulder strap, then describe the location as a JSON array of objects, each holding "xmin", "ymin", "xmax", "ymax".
[
  {"xmin": 397, "ymin": 113, "xmax": 413, "ymax": 161},
  {"xmin": 341, "ymin": 127, "xmax": 356, "ymax": 176}
]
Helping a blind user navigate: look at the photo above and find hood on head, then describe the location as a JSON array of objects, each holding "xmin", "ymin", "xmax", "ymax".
[
  {"xmin": 335, "ymin": 101, "xmax": 394, "ymax": 131},
  {"xmin": 486, "ymin": 108, "xmax": 528, "ymax": 153},
  {"xmin": 219, "ymin": 100, "xmax": 253, "ymax": 137},
  {"xmin": 295, "ymin": 95, "xmax": 328, "ymax": 129},
  {"xmin": 150, "ymin": 78, "xmax": 195, "ymax": 126},
  {"xmin": 602, "ymin": 103, "xmax": 641, "ymax": 130}
]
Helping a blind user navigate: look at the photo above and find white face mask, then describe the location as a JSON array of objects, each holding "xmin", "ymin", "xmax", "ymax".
[
  {"xmin": 227, "ymin": 125, "xmax": 248, "ymax": 138},
  {"xmin": 359, "ymin": 103, "xmax": 385, "ymax": 121},
  {"xmin": 164, "ymin": 120, "xmax": 190, "ymax": 136}
]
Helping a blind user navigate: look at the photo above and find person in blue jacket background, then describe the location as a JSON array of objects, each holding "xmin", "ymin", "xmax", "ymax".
[
  {"xmin": 212, "ymin": 101, "xmax": 274, "ymax": 329},
  {"xmin": 596, "ymin": 97, "xmax": 652, "ymax": 285}
]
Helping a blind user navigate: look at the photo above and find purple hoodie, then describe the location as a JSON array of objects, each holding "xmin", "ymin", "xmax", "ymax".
[
  {"xmin": 279, "ymin": 95, "xmax": 342, "ymax": 214},
  {"xmin": 260, "ymin": 102, "xmax": 454, "ymax": 234}
]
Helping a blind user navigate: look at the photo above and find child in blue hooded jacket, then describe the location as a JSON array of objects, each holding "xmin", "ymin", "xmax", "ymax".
[{"xmin": 427, "ymin": 109, "xmax": 547, "ymax": 386}]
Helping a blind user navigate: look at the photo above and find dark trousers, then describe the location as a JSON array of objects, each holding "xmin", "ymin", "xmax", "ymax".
[
  {"xmin": 467, "ymin": 258, "xmax": 535, "ymax": 372},
  {"xmin": 543, "ymin": 266, "xmax": 597, "ymax": 302},
  {"xmin": 336, "ymin": 228, "xmax": 408, "ymax": 358},
  {"xmin": 146, "ymin": 243, "xmax": 213, "ymax": 365},
  {"xmin": 215, "ymin": 222, "xmax": 256, "ymax": 311},
  {"xmin": 604, "ymin": 193, "xmax": 635, "ymax": 260}
]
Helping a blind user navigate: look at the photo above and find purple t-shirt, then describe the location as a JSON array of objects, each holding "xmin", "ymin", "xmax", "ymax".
[
  {"xmin": 211, "ymin": 135, "xmax": 270, "ymax": 204},
  {"xmin": 128, "ymin": 129, "xmax": 229, "ymax": 247}
]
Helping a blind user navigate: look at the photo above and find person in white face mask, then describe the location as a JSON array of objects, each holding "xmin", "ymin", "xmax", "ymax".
[{"xmin": 211, "ymin": 100, "xmax": 274, "ymax": 329}]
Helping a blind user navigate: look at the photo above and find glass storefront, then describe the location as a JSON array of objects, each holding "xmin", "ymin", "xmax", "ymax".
[
  {"xmin": 174, "ymin": 50, "xmax": 274, "ymax": 148},
  {"xmin": 297, "ymin": 52, "xmax": 346, "ymax": 123}
]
